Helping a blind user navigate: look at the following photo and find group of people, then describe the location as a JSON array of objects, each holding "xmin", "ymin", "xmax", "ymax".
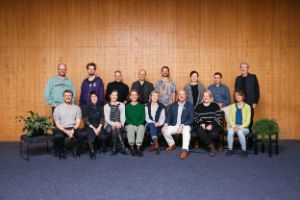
[{"xmin": 44, "ymin": 62, "xmax": 260, "ymax": 160}]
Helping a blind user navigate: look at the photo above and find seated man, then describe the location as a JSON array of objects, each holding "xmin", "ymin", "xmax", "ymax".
[
  {"xmin": 53, "ymin": 89, "xmax": 85, "ymax": 159},
  {"xmin": 162, "ymin": 90, "xmax": 194, "ymax": 160}
]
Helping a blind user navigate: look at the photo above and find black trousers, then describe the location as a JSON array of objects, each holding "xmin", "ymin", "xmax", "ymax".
[
  {"xmin": 85, "ymin": 127, "xmax": 109, "ymax": 150},
  {"xmin": 249, "ymin": 106, "xmax": 254, "ymax": 131},
  {"xmin": 195, "ymin": 127, "xmax": 220, "ymax": 146},
  {"xmin": 53, "ymin": 128, "xmax": 85, "ymax": 153}
]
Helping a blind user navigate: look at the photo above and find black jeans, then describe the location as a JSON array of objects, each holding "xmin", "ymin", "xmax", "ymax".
[
  {"xmin": 195, "ymin": 127, "xmax": 220, "ymax": 146},
  {"xmin": 85, "ymin": 127, "xmax": 108, "ymax": 151},
  {"xmin": 53, "ymin": 128, "xmax": 85, "ymax": 153}
]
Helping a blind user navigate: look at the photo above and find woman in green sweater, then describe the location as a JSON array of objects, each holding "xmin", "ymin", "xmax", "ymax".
[
  {"xmin": 226, "ymin": 90, "xmax": 251, "ymax": 157},
  {"xmin": 125, "ymin": 90, "xmax": 146, "ymax": 157}
]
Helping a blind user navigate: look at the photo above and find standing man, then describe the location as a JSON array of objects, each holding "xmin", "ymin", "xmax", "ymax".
[
  {"xmin": 235, "ymin": 62, "xmax": 260, "ymax": 130},
  {"xmin": 208, "ymin": 72, "xmax": 231, "ymax": 108},
  {"xmin": 44, "ymin": 63, "xmax": 76, "ymax": 114},
  {"xmin": 131, "ymin": 69, "xmax": 154, "ymax": 104},
  {"xmin": 53, "ymin": 90, "xmax": 85, "ymax": 159},
  {"xmin": 79, "ymin": 62, "xmax": 104, "ymax": 106},
  {"xmin": 154, "ymin": 66, "xmax": 176, "ymax": 109},
  {"xmin": 162, "ymin": 90, "xmax": 194, "ymax": 160},
  {"xmin": 105, "ymin": 70, "xmax": 129, "ymax": 104}
]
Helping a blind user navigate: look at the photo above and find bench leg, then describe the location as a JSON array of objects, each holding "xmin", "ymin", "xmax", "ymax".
[
  {"xmin": 26, "ymin": 142, "xmax": 29, "ymax": 161},
  {"xmin": 275, "ymin": 133, "xmax": 279, "ymax": 155},
  {"xmin": 269, "ymin": 134, "xmax": 272, "ymax": 158},
  {"xmin": 46, "ymin": 140, "xmax": 49, "ymax": 153},
  {"xmin": 254, "ymin": 135, "xmax": 258, "ymax": 155}
]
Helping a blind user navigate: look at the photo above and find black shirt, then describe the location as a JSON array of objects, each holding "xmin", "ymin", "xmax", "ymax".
[
  {"xmin": 83, "ymin": 104, "xmax": 104, "ymax": 128},
  {"xmin": 191, "ymin": 85, "xmax": 199, "ymax": 107},
  {"xmin": 105, "ymin": 81, "xmax": 129, "ymax": 103}
]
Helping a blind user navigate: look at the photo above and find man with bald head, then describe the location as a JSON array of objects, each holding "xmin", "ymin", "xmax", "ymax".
[
  {"xmin": 162, "ymin": 90, "xmax": 194, "ymax": 160},
  {"xmin": 44, "ymin": 63, "xmax": 76, "ymax": 114},
  {"xmin": 131, "ymin": 69, "xmax": 154, "ymax": 104}
]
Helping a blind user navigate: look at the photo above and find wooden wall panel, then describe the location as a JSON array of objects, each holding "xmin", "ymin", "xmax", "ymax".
[{"xmin": 0, "ymin": 0, "xmax": 299, "ymax": 141}]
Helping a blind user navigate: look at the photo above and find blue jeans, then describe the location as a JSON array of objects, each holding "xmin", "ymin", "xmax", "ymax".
[
  {"xmin": 146, "ymin": 123, "xmax": 162, "ymax": 143},
  {"xmin": 227, "ymin": 127, "xmax": 249, "ymax": 151}
]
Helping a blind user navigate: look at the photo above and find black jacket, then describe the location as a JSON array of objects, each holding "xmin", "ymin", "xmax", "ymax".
[
  {"xmin": 235, "ymin": 73, "xmax": 260, "ymax": 105},
  {"xmin": 131, "ymin": 80, "xmax": 154, "ymax": 104}
]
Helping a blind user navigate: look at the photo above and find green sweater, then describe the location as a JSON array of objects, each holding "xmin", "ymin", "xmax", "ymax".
[
  {"xmin": 125, "ymin": 103, "xmax": 145, "ymax": 126},
  {"xmin": 229, "ymin": 103, "xmax": 251, "ymax": 128}
]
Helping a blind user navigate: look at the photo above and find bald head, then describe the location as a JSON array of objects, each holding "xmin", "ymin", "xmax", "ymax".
[{"xmin": 178, "ymin": 90, "xmax": 187, "ymax": 103}]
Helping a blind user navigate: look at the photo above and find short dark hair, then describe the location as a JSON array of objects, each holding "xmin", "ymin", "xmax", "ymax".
[
  {"xmin": 63, "ymin": 89, "xmax": 73, "ymax": 96},
  {"xmin": 234, "ymin": 89, "xmax": 245, "ymax": 99},
  {"xmin": 214, "ymin": 72, "xmax": 222, "ymax": 78},
  {"xmin": 86, "ymin": 62, "xmax": 97, "ymax": 70},
  {"xmin": 190, "ymin": 70, "xmax": 199, "ymax": 77},
  {"xmin": 161, "ymin": 66, "xmax": 169, "ymax": 72},
  {"xmin": 89, "ymin": 91, "xmax": 99, "ymax": 99}
]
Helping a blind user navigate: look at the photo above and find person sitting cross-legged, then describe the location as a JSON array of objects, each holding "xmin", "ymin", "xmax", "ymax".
[
  {"xmin": 104, "ymin": 90, "xmax": 129, "ymax": 156},
  {"xmin": 145, "ymin": 90, "xmax": 166, "ymax": 153},
  {"xmin": 162, "ymin": 90, "xmax": 194, "ymax": 160}
]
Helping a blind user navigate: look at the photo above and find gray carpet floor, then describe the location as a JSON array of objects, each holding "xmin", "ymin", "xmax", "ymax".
[{"xmin": 0, "ymin": 141, "xmax": 300, "ymax": 200}]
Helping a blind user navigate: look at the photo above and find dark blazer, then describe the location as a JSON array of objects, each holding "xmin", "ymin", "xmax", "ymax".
[
  {"xmin": 131, "ymin": 80, "xmax": 154, "ymax": 104},
  {"xmin": 165, "ymin": 101, "xmax": 194, "ymax": 126},
  {"xmin": 235, "ymin": 73, "xmax": 260, "ymax": 105}
]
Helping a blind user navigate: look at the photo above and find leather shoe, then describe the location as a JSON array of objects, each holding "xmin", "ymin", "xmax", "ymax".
[
  {"xmin": 165, "ymin": 144, "xmax": 176, "ymax": 151},
  {"xmin": 180, "ymin": 150, "xmax": 188, "ymax": 160}
]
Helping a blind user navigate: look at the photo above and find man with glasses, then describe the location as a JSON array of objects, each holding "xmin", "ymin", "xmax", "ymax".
[
  {"xmin": 53, "ymin": 90, "xmax": 84, "ymax": 159},
  {"xmin": 44, "ymin": 63, "xmax": 76, "ymax": 114},
  {"xmin": 131, "ymin": 69, "xmax": 154, "ymax": 104}
]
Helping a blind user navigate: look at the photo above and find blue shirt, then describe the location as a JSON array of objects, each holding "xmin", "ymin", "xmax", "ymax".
[
  {"xmin": 235, "ymin": 104, "xmax": 243, "ymax": 125},
  {"xmin": 208, "ymin": 83, "xmax": 231, "ymax": 106}
]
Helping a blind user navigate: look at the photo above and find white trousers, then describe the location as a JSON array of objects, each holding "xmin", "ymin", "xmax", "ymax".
[{"xmin": 163, "ymin": 125, "xmax": 191, "ymax": 151}]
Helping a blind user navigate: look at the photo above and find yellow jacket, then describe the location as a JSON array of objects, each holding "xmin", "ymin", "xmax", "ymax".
[{"xmin": 229, "ymin": 103, "xmax": 251, "ymax": 128}]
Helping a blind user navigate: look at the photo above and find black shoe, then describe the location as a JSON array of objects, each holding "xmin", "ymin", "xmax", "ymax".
[
  {"xmin": 51, "ymin": 150, "xmax": 59, "ymax": 157},
  {"xmin": 73, "ymin": 150, "xmax": 80, "ymax": 159},
  {"xmin": 226, "ymin": 150, "xmax": 233, "ymax": 157},
  {"xmin": 136, "ymin": 146, "xmax": 144, "ymax": 157},
  {"xmin": 130, "ymin": 146, "xmax": 137, "ymax": 156},
  {"xmin": 99, "ymin": 147, "xmax": 106, "ymax": 154},
  {"xmin": 241, "ymin": 150, "xmax": 248, "ymax": 158},
  {"xmin": 58, "ymin": 152, "xmax": 66, "ymax": 160},
  {"xmin": 110, "ymin": 149, "xmax": 118, "ymax": 156},
  {"xmin": 90, "ymin": 151, "xmax": 96, "ymax": 160},
  {"xmin": 120, "ymin": 148, "xmax": 129, "ymax": 155}
]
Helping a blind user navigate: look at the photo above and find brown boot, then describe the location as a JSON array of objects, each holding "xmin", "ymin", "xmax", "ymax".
[
  {"xmin": 209, "ymin": 144, "xmax": 217, "ymax": 157},
  {"xmin": 153, "ymin": 139, "xmax": 159, "ymax": 150},
  {"xmin": 148, "ymin": 144, "xmax": 155, "ymax": 152},
  {"xmin": 194, "ymin": 140, "xmax": 200, "ymax": 149}
]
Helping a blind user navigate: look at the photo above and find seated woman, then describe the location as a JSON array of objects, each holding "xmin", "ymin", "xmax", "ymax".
[
  {"xmin": 194, "ymin": 90, "xmax": 223, "ymax": 157},
  {"xmin": 145, "ymin": 90, "xmax": 165, "ymax": 153},
  {"xmin": 125, "ymin": 90, "xmax": 146, "ymax": 157},
  {"xmin": 104, "ymin": 90, "xmax": 128, "ymax": 156},
  {"xmin": 226, "ymin": 90, "xmax": 251, "ymax": 157},
  {"xmin": 82, "ymin": 92, "xmax": 106, "ymax": 159}
]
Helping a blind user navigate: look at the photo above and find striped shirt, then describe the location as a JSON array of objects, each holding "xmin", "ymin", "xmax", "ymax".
[
  {"xmin": 110, "ymin": 103, "xmax": 121, "ymax": 122},
  {"xmin": 194, "ymin": 102, "xmax": 222, "ymax": 128}
]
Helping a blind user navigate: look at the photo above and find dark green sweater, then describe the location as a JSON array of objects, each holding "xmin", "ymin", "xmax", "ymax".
[{"xmin": 125, "ymin": 103, "xmax": 145, "ymax": 126}]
